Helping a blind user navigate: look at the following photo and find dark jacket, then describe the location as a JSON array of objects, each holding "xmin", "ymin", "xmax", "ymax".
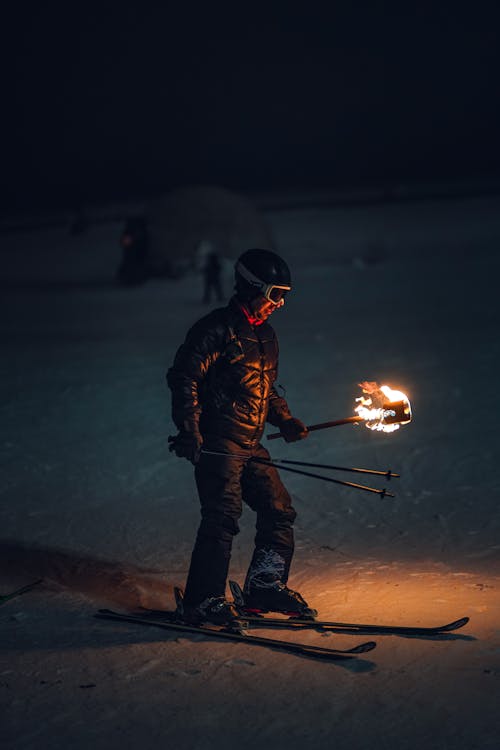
[{"xmin": 167, "ymin": 297, "xmax": 292, "ymax": 447}]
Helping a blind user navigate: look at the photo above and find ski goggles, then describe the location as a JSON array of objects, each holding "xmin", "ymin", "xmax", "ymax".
[{"xmin": 236, "ymin": 262, "xmax": 291, "ymax": 305}]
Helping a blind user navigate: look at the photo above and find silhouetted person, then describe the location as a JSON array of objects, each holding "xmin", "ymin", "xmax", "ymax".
[
  {"xmin": 202, "ymin": 251, "xmax": 223, "ymax": 303},
  {"xmin": 116, "ymin": 216, "xmax": 150, "ymax": 285},
  {"xmin": 69, "ymin": 207, "xmax": 89, "ymax": 236}
]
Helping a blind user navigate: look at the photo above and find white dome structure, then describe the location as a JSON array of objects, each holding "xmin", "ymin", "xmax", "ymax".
[{"xmin": 146, "ymin": 185, "xmax": 275, "ymax": 278}]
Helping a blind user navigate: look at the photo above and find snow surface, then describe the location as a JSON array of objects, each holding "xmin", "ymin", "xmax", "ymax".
[{"xmin": 1, "ymin": 195, "xmax": 500, "ymax": 750}]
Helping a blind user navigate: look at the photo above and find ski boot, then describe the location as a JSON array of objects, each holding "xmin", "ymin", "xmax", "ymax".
[
  {"xmin": 242, "ymin": 581, "xmax": 317, "ymax": 619},
  {"xmin": 181, "ymin": 595, "xmax": 242, "ymax": 628},
  {"xmin": 240, "ymin": 548, "xmax": 317, "ymax": 619}
]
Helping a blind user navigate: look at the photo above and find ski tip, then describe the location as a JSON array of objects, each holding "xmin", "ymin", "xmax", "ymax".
[
  {"xmin": 350, "ymin": 640, "xmax": 377, "ymax": 654},
  {"xmin": 440, "ymin": 616, "xmax": 470, "ymax": 632}
]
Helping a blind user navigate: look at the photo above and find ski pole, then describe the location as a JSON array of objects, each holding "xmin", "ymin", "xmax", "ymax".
[
  {"xmin": 254, "ymin": 461, "xmax": 394, "ymax": 497},
  {"xmin": 266, "ymin": 458, "xmax": 399, "ymax": 480},
  {"xmin": 200, "ymin": 450, "xmax": 394, "ymax": 497},
  {"xmin": 201, "ymin": 449, "xmax": 398, "ymax": 479}
]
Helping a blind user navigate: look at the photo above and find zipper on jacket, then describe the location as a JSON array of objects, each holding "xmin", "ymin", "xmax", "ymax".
[{"xmin": 252, "ymin": 331, "xmax": 266, "ymax": 442}]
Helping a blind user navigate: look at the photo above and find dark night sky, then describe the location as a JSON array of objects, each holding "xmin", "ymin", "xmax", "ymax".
[{"xmin": 3, "ymin": 3, "xmax": 500, "ymax": 212}]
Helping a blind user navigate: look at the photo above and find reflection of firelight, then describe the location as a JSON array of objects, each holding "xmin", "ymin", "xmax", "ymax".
[{"xmin": 355, "ymin": 383, "xmax": 412, "ymax": 433}]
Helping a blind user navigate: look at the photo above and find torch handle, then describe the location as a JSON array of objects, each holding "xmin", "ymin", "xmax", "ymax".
[{"xmin": 267, "ymin": 416, "xmax": 364, "ymax": 441}]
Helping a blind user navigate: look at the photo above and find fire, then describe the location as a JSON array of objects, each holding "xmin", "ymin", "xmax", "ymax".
[{"xmin": 355, "ymin": 382, "xmax": 412, "ymax": 433}]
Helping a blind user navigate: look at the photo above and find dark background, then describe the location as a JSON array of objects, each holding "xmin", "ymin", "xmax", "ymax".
[{"xmin": 3, "ymin": 3, "xmax": 500, "ymax": 213}]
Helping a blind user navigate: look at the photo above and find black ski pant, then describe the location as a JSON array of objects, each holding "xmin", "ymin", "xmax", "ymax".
[{"xmin": 183, "ymin": 436, "xmax": 297, "ymax": 606}]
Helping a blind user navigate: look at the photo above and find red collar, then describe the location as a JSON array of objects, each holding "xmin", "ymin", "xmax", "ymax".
[{"xmin": 239, "ymin": 302, "xmax": 264, "ymax": 326}]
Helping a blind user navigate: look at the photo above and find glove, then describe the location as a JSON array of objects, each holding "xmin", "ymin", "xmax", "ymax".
[
  {"xmin": 280, "ymin": 417, "xmax": 309, "ymax": 443},
  {"xmin": 168, "ymin": 431, "xmax": 203, "ymax": 464}
]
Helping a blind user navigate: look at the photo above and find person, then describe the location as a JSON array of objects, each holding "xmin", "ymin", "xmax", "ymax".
[
  {"xmin": 116, "ymin": 216, "xmax": 150, "ymax": 285},
  {"xmin": 202, "ymin": 250, "xmax": 224, "ymax": 303},
  {"xmin": 167, "ymin": 248, "xmax": 311, "ymax": 625}
]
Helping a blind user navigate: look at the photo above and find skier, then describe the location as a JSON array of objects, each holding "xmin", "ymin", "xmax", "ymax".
[
  {"xmin": 167, "ymin": 249, "xmax": 311, "ymax": 625},
  {"xmin": 116, "ymin": 216, "xmax": 150, "ymax": 285},
  {"xmin": 202, "ymin": 250, "xmax": 224, "ymax": 303}
]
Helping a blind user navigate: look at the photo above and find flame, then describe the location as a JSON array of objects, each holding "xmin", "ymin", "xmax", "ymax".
[{"xmin": 354, "ymin": 382, "xmax": 412, "ymax": 433}]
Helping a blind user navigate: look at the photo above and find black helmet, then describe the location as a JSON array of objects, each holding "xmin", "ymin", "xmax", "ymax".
[{"xmin": 235, "ymin": 249, "xmax": 292, "ymax": 304}]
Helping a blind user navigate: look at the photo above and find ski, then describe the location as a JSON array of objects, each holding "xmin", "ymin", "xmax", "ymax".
[
  {"xmin": 95, "ymin": 609, "xmax": 376, "ymax": 661},
  {"xmin": 0, "ymin": 579, "xmax": 43, "ymax": 606},
  {"xmin": 235, "ymin": 614, "xmax": 470, "ymax": 635},
  {"xmin": 141, "ymin": 604, "xmax": 469, "ymax": 636},
  {"xmin": 228, "ymin": 580, "xmax": 469, "ymax": 636}
]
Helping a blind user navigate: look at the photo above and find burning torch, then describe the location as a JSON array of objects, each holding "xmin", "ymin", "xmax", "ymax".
[{"xmin": 267, "ymin": 382, "xmax": 412, "ymax": 440}]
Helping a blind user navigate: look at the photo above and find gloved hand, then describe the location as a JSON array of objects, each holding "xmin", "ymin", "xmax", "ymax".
[
  {"xmin": 280, "ymin": 417, "xmax": 309, "ymax": 443},
  {"xmin": 168, "ymin": 430, "xmax": 203, "ymax": 464}
]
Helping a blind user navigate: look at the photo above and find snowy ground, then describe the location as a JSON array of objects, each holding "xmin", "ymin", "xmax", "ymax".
[{"xmin": 1, "ymin": 195, "xmax": 500, "ymax": 749}]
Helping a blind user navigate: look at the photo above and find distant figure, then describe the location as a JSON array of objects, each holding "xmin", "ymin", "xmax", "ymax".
[
  {"xmin": 116, "ymin": 216, "xmax": 150, "ymax": 285},
  {"xmin": 69, "ymin": 207, "xmax": 89, "ymax": 236},
  {"xmin": 202, "ymin": 251, "xmax": 223, "ymax": 303}
]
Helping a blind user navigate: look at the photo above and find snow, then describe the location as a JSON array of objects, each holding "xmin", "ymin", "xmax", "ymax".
[{"xmin": 1, "ymin": 194, "xmax": 500, "ymax": 749}]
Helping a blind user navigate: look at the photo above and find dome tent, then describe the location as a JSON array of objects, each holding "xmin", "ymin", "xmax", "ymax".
[{"xmin": 145, "ymin": 185, "xmax": 275, "ymax": 278}]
